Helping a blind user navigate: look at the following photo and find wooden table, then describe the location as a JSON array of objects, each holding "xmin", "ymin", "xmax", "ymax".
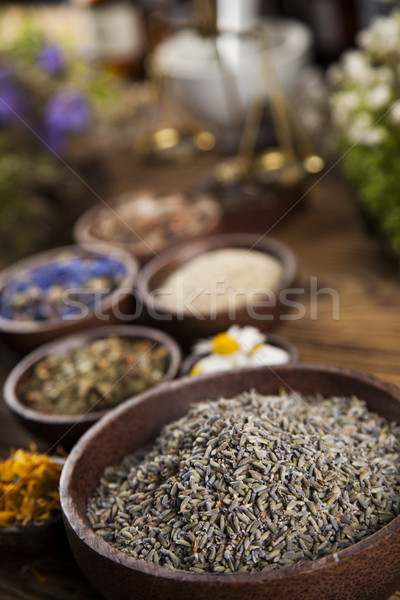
[{"xmin": 0, "ymin": 155, "xmax": 399, "ymax": 598}]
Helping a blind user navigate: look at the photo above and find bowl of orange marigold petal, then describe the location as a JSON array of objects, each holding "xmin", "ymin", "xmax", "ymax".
[{"xmin": 0, "ymin": 446, "xmax": 64, "ymax": 561}]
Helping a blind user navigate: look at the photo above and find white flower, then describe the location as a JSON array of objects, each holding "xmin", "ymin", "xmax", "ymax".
[
  {"xmin": 348, "ymin": 120, "xmax": 387, "ymax": 146},
  {"xmin": 248, "ymin": 344, "xmax": 290, "ymax": 367},
  {"xmin": 193, "ymin": 325, "xmax": 265, "ymax": 356},
  {"xmin": 365, "ymin": 84, "xmax": 391, "ymax": 109},
  {"xmin": 330, "ymin": 91, "xmax": 361, "ymax": 128},
  {"xmin": 190, "ymin": 354, "xmax": 235, "ymax": 376},
  {"xmin": 342, "ymin": 50, "xmax": 374, "ymax": 85},
  {"xmin": 390, "ymin": 101, "xmax": 400, "ymax": 124},
  {"xmin": 190, "ymin": 339, "xmax": 291, "ymax": 375},
  {"xmin": 359, "ymin": 14, "xmax": 400, "ymax": 55}
]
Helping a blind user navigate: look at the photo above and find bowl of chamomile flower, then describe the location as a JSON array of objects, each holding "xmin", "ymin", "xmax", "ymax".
[{"xmin": 180, "ymin": 326, "xmax": 299, "ymax": 376}]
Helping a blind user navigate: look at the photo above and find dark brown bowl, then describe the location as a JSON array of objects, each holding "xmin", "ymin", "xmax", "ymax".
[
  {"xmin": 60, "ymin": 364, "xmax": 400, "ymax": 600},
  {"xmin": 0, "ymin": 456, "xmax": 65, "ymax": 563},
  {"xmin": 3, "ymin": 325, "xmax": 182, "ymax": 449},
  {"xmin": 180, "ymin": 333, "xmax": 299, "ymax": 376},
  {"xmin": 73, "ymin": 189, "xmax": 222, "ymax": 264},
  {"xmin": 136, "ymin": 233, "xmax": 298, "ymax": 349},
  {"xmin": 0, "ymin": 244, "xmax": 139, "ymax": 353},
  {"xmin": 0, "ymin": 516, "xmax": 64, "ymax": 563}
]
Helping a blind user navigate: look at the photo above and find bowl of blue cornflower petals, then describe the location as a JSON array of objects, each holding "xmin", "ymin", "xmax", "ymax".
[{"xmin": 0, "ymin": 244, "xmax": 139, "ymax": 353}]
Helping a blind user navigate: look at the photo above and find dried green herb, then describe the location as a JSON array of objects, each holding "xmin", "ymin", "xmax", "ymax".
[{"xmin": 19, "ymin": 336, "xmax": 169, "ymax": 415}]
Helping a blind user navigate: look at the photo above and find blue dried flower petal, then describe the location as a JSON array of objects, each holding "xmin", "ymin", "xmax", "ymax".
[
  {"xmin": 45, "ymin": 89, "xmax": 90, "ymax": 134},
  {"xmin": 0, "ymin": 255, "xmax": 127, "ymax": 322},
  {"xmin": 37, "ymin": 44, "xmax": 64, "ymax": 76}
]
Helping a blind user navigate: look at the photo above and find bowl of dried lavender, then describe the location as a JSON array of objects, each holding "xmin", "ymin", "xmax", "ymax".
[
  {"xmin": 4, "ymin": 325, "xmax": 181, "ymax": 449},
  {"xmin": 0, "ymin": 447, "xmax": 64, "ymax": 561},
  {"xmin": 136, "ymin": 233, "xmax": 298, "ymax": 349},
  {"xmin": 0, "ymin": 243, "xmax": 139, "ymax": 353},
  {"xmin": 60, "ymin": 364, "xmax": 400, "ymax": 600}
]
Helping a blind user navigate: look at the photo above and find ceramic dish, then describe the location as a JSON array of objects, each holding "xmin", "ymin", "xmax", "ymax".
[
  {"xmin": 3, "ymin": 325, "xmax": 182, "ymax": 449},
  {"xmin": 180, "ymin": 332, "xmax": 299, "ymax": 376},
  {"xmin": 136, "ymin": 233, "xmax": 298, "ymax": 349},
  {"xmin": 0, "ymin": 244, "xmax": 139, "ymax": 353},
  {"xmin": 0, "ymin": 456, "xmax": 65, "ymax": 562},
  {"xmin": 73, "ymin": 189, "xmax": 222, "ymax": 264}
]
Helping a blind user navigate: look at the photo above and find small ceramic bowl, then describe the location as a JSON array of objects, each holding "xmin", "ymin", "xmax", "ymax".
[
  {"xmin": 0, "ymin": 516, "xmax": 64, "ymax": 562},
  {"xmin": 3, "ymin": 325, "xmax": 182, "ymax": 449},
  {"xmin": 180, "ymin": 333, "xmax": 299, "ymax": 376},
  {"xmin": 0, "ymin": 456, "xmax": 65, "ymax": 562},
  {"xmin": 60, "ymin": 364, "xmax": 400, "ymax": 600},
  {"xmin": 73, "ymin": 189, "xmax": 222, "ymax": 264},
  {"xmin": 136, "ymin": 233, "xmax": 298, "ymax": 349},
  {"xmin": 0, "ymin": 244, "xmax": 139, "ymax": 353}
]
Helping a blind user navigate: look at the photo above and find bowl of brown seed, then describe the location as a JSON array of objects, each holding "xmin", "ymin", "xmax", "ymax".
[
  {"xmin": 60, "ymin": 364, "xmax": 400, "ymax": 600},
  {"xmin": 136, "ymin": 233, "xmax": 298, "ymax": 349},
  {"xmin": 3, "ymin": 325, "xmax": 182, "ymax": 449}
]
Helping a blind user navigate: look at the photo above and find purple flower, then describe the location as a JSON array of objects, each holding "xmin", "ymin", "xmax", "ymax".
[
  {"xmin": 0, "ymin": 68, "xmax": 26, "ymax": 125},
  {"xmin": 37, "ymin": 44, "xmax": 64, "ymax": 76},
  {"xmin": 45, "ymin": 88, "xmax": 90, "ymax": 134}
]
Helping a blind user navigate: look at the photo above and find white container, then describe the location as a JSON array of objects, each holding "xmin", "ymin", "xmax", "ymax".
[{"xmin": 154, "ymin": 18, "xmax": 313, "ymax": 145}]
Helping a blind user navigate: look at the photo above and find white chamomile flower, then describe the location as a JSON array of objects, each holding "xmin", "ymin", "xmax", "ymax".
[
  {"xmin": 193, "ymin": 326, "xmax": 266, "ymax": 357},
  {"xmin": 249, "ymin": 344, "xmax": 290, "ymax": 367},
  {"xmin": 190, "ymin": 354, "xmax": 234, "ymax": 376}
]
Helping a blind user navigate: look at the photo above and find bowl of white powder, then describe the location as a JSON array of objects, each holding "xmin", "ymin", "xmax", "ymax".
[{"xmin": 136, "ymin": 233, "xmax": 298, "ymax": 347}]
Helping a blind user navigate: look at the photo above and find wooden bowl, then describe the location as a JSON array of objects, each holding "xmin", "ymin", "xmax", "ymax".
[
  {"xmin": 0, "ymin": 516, "xmax": 64, "ymax": 563},
  {"xmin": 136, "ymin": 233, "xmax": 298, "ymax": 349},
  {"xmin": 180, "ymin": 333, "xmax": 299, "ymax": 376},
  {"xmin": 60, "ymin": 364, "xmax": 400, "ymax": 600},
  {"xmin": 73, "ymin": 189, "xmax": 222, "ymax": 264},
  {"xmin": 3, "ymin": 325, "xmax": 182, "ymax": 449},
  {"xmin": 0, "ymin": 244, "xmax": 139, "ymax": 353},
  {"xmin": 0, "ymin": 457, "xmax": 65, "ymax": 563}
]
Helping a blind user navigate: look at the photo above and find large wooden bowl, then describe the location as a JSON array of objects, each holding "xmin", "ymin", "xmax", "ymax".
[
  {"xmin": 136, "ymin": 233, "xmax": 298, "ymax": 349},
  {"xmin": 3, "ymin": 325, "xmax": 182, "ymax": 449},
  {"xmin": 60, "ymin": 364, "xmax": 400, "ymax": 600},
  {"xmin": 0, "ymin": 244, "xmax": 139, "ymax": 353}
]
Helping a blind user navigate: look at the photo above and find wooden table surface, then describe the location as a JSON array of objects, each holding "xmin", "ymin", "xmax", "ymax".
[{"xmin": 0, "ymin": 154, "xmax": 399, "ymax": 598}]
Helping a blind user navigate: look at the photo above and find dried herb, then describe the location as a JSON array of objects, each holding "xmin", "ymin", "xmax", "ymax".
[
  {"xmin": 19, "ymin": 336, "xmax": 170, "ymax": 415},
  {"xmin": 0, "ymin": 447, "xmax": 62, "ymax": 528},
  {"xmin": 0, "ymin": 254, "xmax": 126, "ymax": 322},
  {"xmin": 88, "ymin": 390, "xmax": 400, "ymax": 573}
]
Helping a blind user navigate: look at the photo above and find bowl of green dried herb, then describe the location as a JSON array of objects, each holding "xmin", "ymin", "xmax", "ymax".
[
  {"xmin": 4, "ymin": 325, "xmax": 182, "ymax": 449},
  {"xmin": 60, "ymin": 364, "xmax": 400, "ymax": 600}
]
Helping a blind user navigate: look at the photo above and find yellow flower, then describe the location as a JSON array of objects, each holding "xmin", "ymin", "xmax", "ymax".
[
  {"xmin": 194, "ymin": 326, "xmax": 266, "ymax": 357},
  {"xmin": 212, "ymin": 332, "xmax": 240, "ymax": 355}
]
